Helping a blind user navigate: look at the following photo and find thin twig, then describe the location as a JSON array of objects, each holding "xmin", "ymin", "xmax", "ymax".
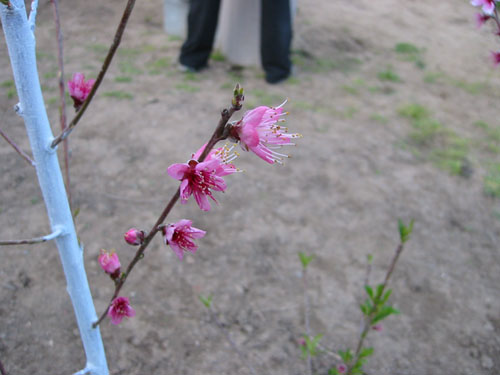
[
  {"xmin": 303, "ymin": 266, "xmax": 312, "ymax": 375},
  {"xmin": 51, "ymin": 0, "xmax": 137, "ymax": 148},
  {"xmin": 0, "ymin": 228, "xmax": 62, "ymax": 246},
  {"xmin": 0, "ymin": 127, "xmax": 35, "ymax": 167},
  {"xmin": 93, "ymin": 100, "xmax": 241, "ymax": 328},
  {"xmin": 0, "ymin": 357, "xmax": 8, "ymax": 375},
  {"xmin": 209, "ymin": 306, "xmax": 258, "ymax": 375},
  {"xmin": 349, "ymin": 243, "xmax": 405, "ymax": 374},
  {"xmin": 50, "ymin": 0, "xmax": 72, "ymax": 207},
  {"xmin": 28, "ymin": 0, "xmax": 39, "ymax": 33}
]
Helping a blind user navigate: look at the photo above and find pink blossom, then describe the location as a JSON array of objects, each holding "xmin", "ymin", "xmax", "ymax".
[
  {"xmin": 124, "ymin": 228, "xmax": 145, "ymax": 246},
  {"xmin": 491, "ymin": 51, "xmax": 500, "ymax": 66},
  {"xmin": 471, "ymin": 0, "xmax": 496, "ymax": 15},
  {"xmin": 297, "ymin": 338, "xmax": 306, "ymax": 347},
  {"xmin": 163, "ymin": 219, "xmax": 206, "ymax": 260},
  {"xmin": 98, "ymin": 249, "xmax": 121, "ymax": 275},
  {"xmin": 108, "ymin": 296, "xmax": 136, "ymax": 325},
  {"xmin": 337, "ymin": 363, "xmax": 347, "ymax": 374},
  {"xmin": 167, "ymin": 145, "xmax": 238, "ymax": 211},
  {"xmin": 230, "ymin": 101, "xmax": 302, "ymax": 164},
  {"xmin": 372, "ymin": 323, "xmax": 383, "ymax": 332},
  {"xmin": 475, "ymin": 12, "xmax": 491, "ymax": 28},
  {"xmin": 67, "ymin": 72, "xmax": 95, "ymax": 109}
]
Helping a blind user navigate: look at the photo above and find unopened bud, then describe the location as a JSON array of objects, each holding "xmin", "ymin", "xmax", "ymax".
[{"xmin": 124, "ymin": 228, "xmax": 145, "ymax": 246}]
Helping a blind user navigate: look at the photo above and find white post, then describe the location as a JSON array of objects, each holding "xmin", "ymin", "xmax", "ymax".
[{"xmin": 0, "ymin": 1, "xmax": 109, "ymax": 374}]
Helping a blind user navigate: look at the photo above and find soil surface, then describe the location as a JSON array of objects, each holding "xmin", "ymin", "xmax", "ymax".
[{"xmin": 1, "ymin": 1, "xmax": 500, "ymax": 374}]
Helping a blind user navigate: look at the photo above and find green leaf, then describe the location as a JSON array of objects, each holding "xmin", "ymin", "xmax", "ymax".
[
  {"xmin": 198, "ymin": 294, "xmax": 213, "ymax": 309},
  {"xmin": 328, "ymin": 368, "xmax": 340, "ymax": 375},
  {"xmin": 375, "ymin": 284, "xmax": 385, "ymax": 301},
  {"xmin": 366, "ymin": 254, "xmax": 373, "ymax": 263},
  {"xmin": 304, "ymin": 334, "xmax": 323, "ymax": 356},
  {"xmin": 359, "ymin": 347, "xmax": 374, "ymax": 358},
  {"xmin": 398, "ymin": 219, "xmax": 414, "ymax": 243},
  {"xmin": 365, "ymin": 285, "xmax": 374, "ymax": 300},
  {"xmin": 298, "ymin": 252, "xmax": 315, "ymax": 269},
  {"xmin": 381, "ymin": 289, "xmax": 393, "ymax": 304},
  {"xmin": 338, "ymin": 349, "xmax": 353, "ymax": 363},
  {"xmin": 73, "ymin": 207, "xmax": 80, "ymax": 218},
  {"xmin": 371, "ymin": 305, "xmax": 400, "ymax": 324}
]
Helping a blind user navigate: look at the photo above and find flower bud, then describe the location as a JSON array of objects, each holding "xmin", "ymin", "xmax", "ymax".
[
  {"xmin": 124, "ymin": 228, "xmax": 145, "ymax": 246},
  {"xmin": 98, "ymin": 249, "xmax": 121, "ymax": 275}
]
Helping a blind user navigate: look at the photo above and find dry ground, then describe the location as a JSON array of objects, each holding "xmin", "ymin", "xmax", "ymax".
[{"xmin": 1, "ymin": 0, "xmax": 500, "ymax": 374}]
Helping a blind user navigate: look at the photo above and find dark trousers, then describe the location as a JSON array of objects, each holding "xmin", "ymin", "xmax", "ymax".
[{"xmin": 179, "ymin": 0, "xmax": 292, "ymax": 83}]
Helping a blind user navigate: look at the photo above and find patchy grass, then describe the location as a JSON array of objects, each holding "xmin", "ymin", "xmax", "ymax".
[
  {"xmin": 398, "ymin": 104, "xmax": 429, "ymax": 121},
  {"xmin": 449, "ymin": 78, "xmax": 486, "ymax": 95},
  {"xmin": 43, "ymin": 71, "xmax": 58, "ymax": 80},
  {"xmin": 395, "ymin": 42, "xmax": 425, "ymax": 69},
  {"xmin": 115, "ymin": 76, "xmax": 133, "ymax": 83},
  {"xmin": 119, "ymin": 61, "xmax": 143, "ymax": 76},
  {"xmin": 168, "ymin": 35, "xmax": 183, "ymax": 42},
  {"xmin": 395, "ymin": 42, "xmax": 419, "ymax": 54},
  {"xmin": 46, "ymin": 97, "xmax": 58, "ymax": 106},
  {"xmin": 370, "ymin": 113, "xmax": 388, "ymax": 124},
  {"xmin": 183, "ymin": 71, "xmax": 202, "ymax": 82},
  {"xmin": 175, "ymin": 83, "xmax": 200, "ymax": 93},
  {"xmin": 102, "ymin": 91, "xmax": 134, "ymax": 100},
  {"xmin": 1, "ymin": 80, "xmax": 14, "ymax": 88},
  {"xmin": 398, "ymin": 103, "xmax": 471, "ymax": 176},
  {"xmin": 210, "ymin": 50, "xmax": 226, "ymax": 62},
  {"xmin": 248, "ymin": 89, "xmax": 283, "ymax": 107},
  {"xmin": 87, "ymin": 44, "xmax": 108, "ymax": 54},
  {"xmin": 377, "ymin": 67, "xmax": 402, "ymax": 82},
  {"xmin": 423, "ymin": 71, "xmax": 446, "ymax": 84},
  {"xmin": 430, "ymin": 134, "xmax": 469, "ymax": 176},
  {"xmin": 146, "ymin": 57, "xmax": 170, "ymax": 74},
  {"xmin": 410, "ymin": 118, "xmax": 444, "ymax": 145},
  {"xmin": 484, "ymin": 163, "xmax": 500, "ymax": 197}
]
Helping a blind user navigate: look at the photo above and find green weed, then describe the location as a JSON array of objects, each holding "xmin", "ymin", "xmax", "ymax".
[
  {"xmin": 370, "ymin": 114, "xmax": 388, "ymax": 124},
  {"xmin": 423, "ymin": 72, "xmax": 445, "ymax": 84},
  {"xmin": 410, "ymin": 118, "xmax": 443, "ymax": 145},
  {"xmin": 377, "ymin": 67, "xmax": 401, "ymax": 82},
  {"xmin": 210, "ymin": 50, "xmax": 226, "ymax": 62},
  {"xmin": 430, "ymin": 135, "xmax": 469, "ymax": 176},
  {"xmin": 398, "ymin": 104, "xmax": 429, "ymax": 121},
  {"xmin": 118, "ymin": 61, "xmax": 143, "ymax": 76},
  {"xmin": 484, "ymin": 164, "xmax": 500, "ymax": 197},
  {"xmin": 175, "ymin": 83, "xmax": 200, "ymax": 93},
  {"xmin": 115, "ymin": 76, "xmax": 133, "ymax": 83},
  {"xmin": 102, "ymin": 91, "xmax": 134, "ymax": 100},
  {"xmin": 147, "ymin": 57, "xmax": 170, "ymax": 74},
  {"xmin": 395, "ymin": 42, "xmax": 419, "ymax": 54},
  {"xmin": 1, "ymin": 80, "xmax": 14, "ymax": 88}
]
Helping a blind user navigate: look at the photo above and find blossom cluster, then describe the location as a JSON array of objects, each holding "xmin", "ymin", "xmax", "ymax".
[
  {"xmin": 471, "ymin": 0, "xmax": 500, "ymax": 65},
  {"xmin": 98, "ymin": 99, "xmax": 301, "ymax": 324}
]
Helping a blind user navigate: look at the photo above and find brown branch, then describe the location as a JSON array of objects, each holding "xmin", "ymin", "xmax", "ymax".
[
  {"xmin": 0, "ymin": 229, "xmax": 62, "ymax": 246},
  {"xmin": 0, "ymin": 357, "xmax": 8, "ymax": 375},
  {"xmin": 93, "ymin": 95, "xmax": 242, "ymax": 328},
  {"xmin": 50, "ymin": 0, "xmax": 72, "ymax": 207},
  {"xmin": 51, "ymin": 0, "xmax": 137, "ymax": 148},
  {"xmin": 0, "ymin": 127, "xmax": 35, "ymax": 167}
]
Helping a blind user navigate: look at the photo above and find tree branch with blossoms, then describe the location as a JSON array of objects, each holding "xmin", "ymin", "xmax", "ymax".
[
  {"xmin": 93, "ymin": 85, "xmax": 301, "ymax": 327},
  {"xmin": 472, "ymin": 0, "xmax": 500, "ymax": 65}
]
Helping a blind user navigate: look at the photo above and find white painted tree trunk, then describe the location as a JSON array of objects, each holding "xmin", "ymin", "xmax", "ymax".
[{"xmin": 0, "ymin": 1, "xmax": 109, "ymax": 374}]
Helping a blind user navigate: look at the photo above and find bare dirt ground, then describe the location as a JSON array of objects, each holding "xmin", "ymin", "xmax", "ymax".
[{"xmin": 1, "ymin": 0, "xmax": 500, "ymax": 374}]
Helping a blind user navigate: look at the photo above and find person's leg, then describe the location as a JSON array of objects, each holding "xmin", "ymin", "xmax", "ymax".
[
  {"xmin": 260, "ymin": 0, "xmax": 292, "ymax": 83},
  {"xmin": 179, "ymin": 0, "xmax": 221, "ymax": 70}
]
